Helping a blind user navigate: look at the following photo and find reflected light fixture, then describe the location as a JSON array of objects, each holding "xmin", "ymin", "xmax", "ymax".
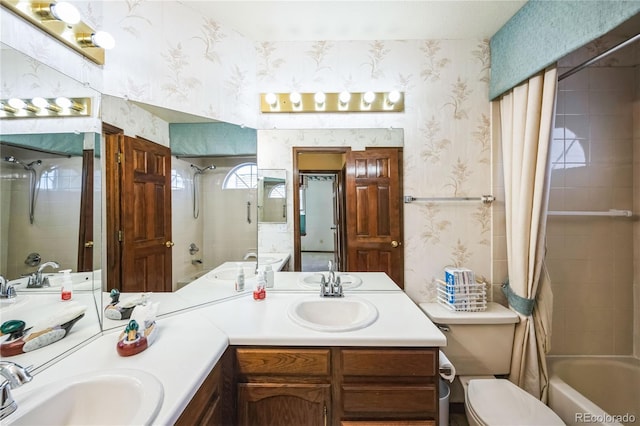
[
  {"xmin": 1, "ymin": 0, "xmax": 115, "ymax": 65},
  {"xmin": 260, "ymin": 91, "xmax": 404, "ymax": 113},
  {"xmin": 0, "ymin": 96, "xmax": 92, "ymax": 119}
]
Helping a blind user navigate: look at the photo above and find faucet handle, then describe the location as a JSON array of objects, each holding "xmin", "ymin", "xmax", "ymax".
[{"xmin": 0, "ymin": 362, "xmax": 33, "ymax": 388}]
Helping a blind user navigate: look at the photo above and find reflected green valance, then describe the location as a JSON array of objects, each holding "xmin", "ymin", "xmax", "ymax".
[
  {"xmin": 490, "ymin": 0, "xmax": 640, "ymax": 100},
  {"xmin": 170, "ymin": 122, "xmax": 257, "ymax": 157},
  {"xmin": 0, "ymin": 133, "xmax": 84, "ymax": 156}
]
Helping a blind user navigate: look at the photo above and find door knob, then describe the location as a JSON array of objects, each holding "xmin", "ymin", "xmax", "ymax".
[
  {"xmin": 391, "ymin": 240, "xmax": 400, "ymax": 248},
  {"xmin": 84, "ymin": 241, "xmax": 94, "ymax": 248},
  {"xmin": 165, "ymin": 241, "xmax": 175, "ymax": 248}
]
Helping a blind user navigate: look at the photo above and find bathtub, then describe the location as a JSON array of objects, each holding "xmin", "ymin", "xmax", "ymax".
[{"xmin": 548, "ymin": 356, "xmax": 640, "ymax": 426}]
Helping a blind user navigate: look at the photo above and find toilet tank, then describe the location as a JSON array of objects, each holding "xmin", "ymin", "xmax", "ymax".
[{"xmin": 419, "ymin": 302, "xmax": 519, "ymax": 375}]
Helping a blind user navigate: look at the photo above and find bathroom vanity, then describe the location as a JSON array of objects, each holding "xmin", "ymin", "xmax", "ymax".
[{"xmin": 6, "ymin": 273, "xmax": 445, "ymax": 426}]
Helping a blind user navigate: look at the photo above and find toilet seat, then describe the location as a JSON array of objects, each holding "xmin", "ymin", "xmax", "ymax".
[{"xmin": 466, "ymin": 379, "xmax": 564, "ymax": 426}]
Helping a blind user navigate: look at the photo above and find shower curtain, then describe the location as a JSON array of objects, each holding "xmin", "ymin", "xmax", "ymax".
[{"xmin": 493, "ymin": 66, "xmax": 557, "ymax": 402}]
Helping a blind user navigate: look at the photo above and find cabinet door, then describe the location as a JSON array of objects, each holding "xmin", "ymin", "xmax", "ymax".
[{"xmin": 237, "ymin": 383, "xmax": 331, "ymax": 426}]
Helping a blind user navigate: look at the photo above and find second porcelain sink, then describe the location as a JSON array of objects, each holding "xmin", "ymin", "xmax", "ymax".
[
  {"xmin": 288, "ymin": 296, "xmax": 378, "ymax": 332},
  {"xmin": 7, "ymin": 369, "xmax": 163, "ymax": 426}
]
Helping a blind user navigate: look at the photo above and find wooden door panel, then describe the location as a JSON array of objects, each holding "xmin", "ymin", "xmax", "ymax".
[
  {"xmin": 346, "ymin": 148, "xmax": 403, "ymax": 288},
  {"xmin": 117, "ymin": 135, "xmax": 172, "ymax": 293}
]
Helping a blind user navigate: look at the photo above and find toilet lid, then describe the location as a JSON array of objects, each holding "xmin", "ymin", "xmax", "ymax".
[{"xmin": 467, "ymin": 379, "xmax": 564, "ymax": 426}]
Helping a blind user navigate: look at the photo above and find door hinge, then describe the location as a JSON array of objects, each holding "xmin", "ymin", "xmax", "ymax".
[
  {"xmin": 118, "ymin": 230, "xmax": 123, "ymax": 242},
  {"xmin": 116, "ymin": 152, "xmax": 122, "ymax": 164}
]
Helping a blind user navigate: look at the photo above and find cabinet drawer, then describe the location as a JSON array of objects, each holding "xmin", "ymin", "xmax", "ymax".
[
  {"xmin": 341, "ymin": 384, "xmax": 436, "ymax": 414},
  {"xmin": 236, "ymin": 348, "xmax": 330, "ymax": 376},
  {"xmin": 341, "ymin": 349, "xmax": 436, "ymax": 377}
]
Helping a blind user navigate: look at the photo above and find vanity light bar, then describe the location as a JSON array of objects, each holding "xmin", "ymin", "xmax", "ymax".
[
  {"xmin": 260, "ymin": 91, "xmax": 404, "ymax": 113},
  {"xmin": 0, "ymin": 97, "xmax": 92, "ymax": 119},
  {"xmin": 0, "ymin": 0, "xmax": 113, "ymax": 65}
]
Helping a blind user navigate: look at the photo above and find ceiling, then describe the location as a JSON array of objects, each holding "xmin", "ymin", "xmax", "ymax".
[{"xmin": 183, "ymin": 1, "xmax": 527, "ymax": 41}]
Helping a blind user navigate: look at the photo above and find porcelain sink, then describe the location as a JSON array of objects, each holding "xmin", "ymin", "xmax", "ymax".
[
  {"xmin": 206, "ymin": 266, "xmax": 257, "ymax": 281},
  {"xmin": 287, "ymin": 296, "xmax": 378, "ymax": 332},
  {"xmin": 10, "ymin": 272, "xmax": 94, "ymax": 291},
  {"xmin": 258, "ymin": 256, "xmax": 282, "ymax": 265},
  {"xmin": 7, "ymin": 369, "xmax": 163, "ymax": 426},
  {"xmin": 298, "ymin": 272, "xmax": 363, "ymax": 289}
]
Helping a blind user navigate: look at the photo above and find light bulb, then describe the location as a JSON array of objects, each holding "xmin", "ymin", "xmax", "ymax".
[
  {"xmin": 55, "ymin": 97, "xmax": 72, "ymax": 109},
  {"xmin": 50, "ymin": 2, "xmax": 81, "ymax": 25},
  {"xmin": 32, "ymin": 97, "xmax": 49, "ymax": 108},
  {"xmin": 388, "ymin": 90, "xmax": 401, "ymax": 104},
  {"xmin": 363, "ymin": 91, "xmax": 376, "ymax": 105},
  {"xmin": 92, "ymin": 31, "xmax": 115, "ymax": 49},
  {"xmin": 289, "ymin": 92, "xmax": 301, "ymax": 106},
  {"xmin": 265, "ymin": 92, "xmax": 277, "ymax": 106},
  {"xmin": 338, "ymin": 91, "xmax": 351, "ymax": 105},
  {"xmin": 314, "ymin": 91, "xmax": 326, "ymax": 105},
  {"xmin": 8, "ymin": 98, "xmax": 26, "ymax": 109}
]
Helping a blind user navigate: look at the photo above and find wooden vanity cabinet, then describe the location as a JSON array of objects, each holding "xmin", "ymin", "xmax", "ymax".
[
  {"xmin": 175, "ymin": 348, "xmax": 233, "ymax": 426},
  {"xmin": 233, "ymin": 346, "xmax": 438, "ymax": 426},
  {"xmin": 336, "ymin": 348, "xmax": 438, "ymax": 425},
  {"xmin": 235, "ymin": 347, "xmax": 332, "ymax": 426}
]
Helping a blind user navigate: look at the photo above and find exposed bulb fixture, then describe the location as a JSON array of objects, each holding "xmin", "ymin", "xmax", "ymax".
[
  {"xmin": 8, "ymin": 98, "xmax": 27, "ymax": 110},
  {"xmin": 92, "ymin": 31, "xmax": 115, "ymax": 49},
  {"xmin": 31, "ymin": 97, "xmax": 49, "ymax": 108},
  {"xmin": 338, "ymin": 91, "xmax": 351, "ymax": 105},
  {"xmin": 49, "ymin": 2, "xmax": 81, "ymax": 25},
  {"xmin": 314, "ymin": 91, "xmax": 326, "ymax": 105},
  {"xmin": 55, "ymin": 96, "xmax": 84, "ymax": 111},
  {"xmin": 289, "ymin": 92, "xmax": 302, "ymax": 106},
  {"xmin": 362, "ymin": 91, "xmax": 376, "ymax": 106},
  {"xmin": 265, "ymin": 92, "xmax": 278, "ymax": 107},
  {"xmin": 388, "ymin": 90, "xmax": 401, "ymax": 104}
]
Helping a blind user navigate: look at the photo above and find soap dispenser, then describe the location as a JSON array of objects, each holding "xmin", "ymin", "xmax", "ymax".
[
  {"xmin": 264, "ymin": 264, "xmax": 274, "ymax": 288},
  {"xmin": 60, "ymin": 269, "xmax": 73, "ymax": 301},
  {"xmin": 234, "ymin": 263, "xmax": 245, "ymax": 292}
]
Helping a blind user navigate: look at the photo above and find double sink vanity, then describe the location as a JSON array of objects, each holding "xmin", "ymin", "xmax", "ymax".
[{"xmin": 4, "ymin": 264, "xmax": 446, "ymax": 426}]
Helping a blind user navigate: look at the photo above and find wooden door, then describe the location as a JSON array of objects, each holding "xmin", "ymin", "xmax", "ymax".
[
  {"xmin": 237, "ymin": 383, "xmax": 331, "ymax": 426},
  {"xmin": 77, "ymin": 149, "xmax": 94, "ymax": 272},
  {"xmin": 345, "ymin": 148, "xmax": 404, "ymax": 288},
  {"xmin": 106, "ymin": 134, "xmax": 172, "ymax": 293}
]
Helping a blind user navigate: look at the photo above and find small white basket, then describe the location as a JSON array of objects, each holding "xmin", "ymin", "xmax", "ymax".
[{"xmin": 436, "ymin": 279, "xmax": 487, "ymax": 312}]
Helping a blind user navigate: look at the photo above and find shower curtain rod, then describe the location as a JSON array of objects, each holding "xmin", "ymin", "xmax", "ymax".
[
  {"xmin": 547, "ymin": 209, "xmax": 633, "ymax": 217},
  {"xmin": 558, "ymin": 32, "xmax": 640, "ymax": 81}
]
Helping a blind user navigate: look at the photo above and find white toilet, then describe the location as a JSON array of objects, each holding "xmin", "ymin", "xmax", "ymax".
[{"xmin": 420, "ymin": 302, "xmax": 564, "ymax": 426}]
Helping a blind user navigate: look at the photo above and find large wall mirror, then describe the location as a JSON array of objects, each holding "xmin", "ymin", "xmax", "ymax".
[
  {"xmin": 0, "ymin": 43, "xmax": 102, "ymax": 372},
  {"xmin": 100, "ymin": 95, "xmax": 258, "ymax": 329}
]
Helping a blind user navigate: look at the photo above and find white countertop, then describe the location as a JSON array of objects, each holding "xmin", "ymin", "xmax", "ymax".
[
  {"xmin": 200, "ymin": 291, "xmax": 446, "ymax": 347},
  {"xmin": 6, "ymin": 272, "xmax": 446, "ymax": 424},
  {"xmin": 9, "ymin": 309, "xmax": 229, "ymax": 426}
]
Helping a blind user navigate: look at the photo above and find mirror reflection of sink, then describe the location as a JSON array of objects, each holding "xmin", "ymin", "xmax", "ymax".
[
  {"xmin": 288, "ymin": 296, "xmax": 378, "ymax": 332},
  {"xmin": 298, "ymin": 273, "xmax": 362, "ymax": 289},
  {"xmin": 206, "ymin": 266, "xmax": 257, "ymax": 281},
  {"xmin": 0, "ymin": 295, "xmax": 29, "ymax": 312},
  {"xmin": 258, "ymin": 256, "xmax": 282, "ymax": 265},
  {"xmin": 7, "ymin": 369, "xmax": 163, "ymax": 426},
  {"xmin": 10, "ymin": 272, "xmax": 94, "ymax": 292}
]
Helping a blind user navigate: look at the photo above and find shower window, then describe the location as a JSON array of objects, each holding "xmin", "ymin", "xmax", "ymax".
[
  {"xmin": 268, "ymin": 183, "xmax": 285, "ymax": 198},
  {"xmin": 222, "ymin": 162, "xmax": 258, "ymax": 189}
]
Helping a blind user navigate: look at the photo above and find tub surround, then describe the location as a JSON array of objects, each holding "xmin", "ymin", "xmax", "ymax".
[{"xmin": 7, "ymin": 272, "xmax": 445, "ymax": 425}]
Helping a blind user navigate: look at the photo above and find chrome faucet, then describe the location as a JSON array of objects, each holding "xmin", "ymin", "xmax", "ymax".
[
  {"xmin": 243, "ymin": 252, "xmax": 258, "ymax": 260},
  {"xmin": 0, "ymin": 361, "xmax": 33, "ymax": 420},
  {"xmin": 319, "ymin": 261, "xmax": 343, "ymax": 297},
  {"xmin": 29, "ymin": 261, "xmax": 60, "ymax": 288},
  {"xmin": 0, "ymin": 276, "xmax": 16, "ymax": 300}
]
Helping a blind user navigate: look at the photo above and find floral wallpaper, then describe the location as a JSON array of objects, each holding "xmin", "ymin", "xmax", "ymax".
[
  {"xmin": 255, "ymin": 39, "xmax": 494, "ymax": 302},
  {"xmin": 2, "ymin": 2, "xmax": 497, "ymax": 304}
]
